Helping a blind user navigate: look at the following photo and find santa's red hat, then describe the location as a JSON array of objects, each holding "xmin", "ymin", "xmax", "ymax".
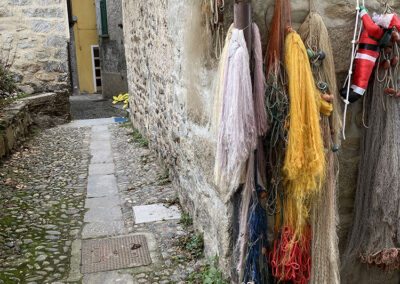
[
  {"xmin": 372, "ymin": 13, "xmax": 400, "ymax": 31},
  {"xmin": 390, "ymin": 14, "xmax": 400, "ymax": 31}
]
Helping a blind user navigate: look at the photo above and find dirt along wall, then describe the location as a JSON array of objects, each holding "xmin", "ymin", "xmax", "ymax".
[{"xmin": 122, "ymin": 0, "xmax": 400, "ymax": 282}]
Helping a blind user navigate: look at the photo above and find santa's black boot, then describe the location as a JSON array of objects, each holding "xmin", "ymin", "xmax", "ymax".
[{"xmin": 340, "ymin": 87, "xmax": 362, "ymax": 103}]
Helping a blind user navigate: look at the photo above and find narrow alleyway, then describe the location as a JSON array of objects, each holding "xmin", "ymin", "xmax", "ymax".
[
  {"xmin": 69, "ymin": 95, "xmax": 127, "ymax": 120},
  {"xmin": 0, "ymin": 100, "xmax": 206, "ymax": 283}
]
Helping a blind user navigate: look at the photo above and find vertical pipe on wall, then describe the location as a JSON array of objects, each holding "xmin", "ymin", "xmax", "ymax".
[{"xmin": 234, "ymin": 0, "xmax": 252, "ymax": 52}]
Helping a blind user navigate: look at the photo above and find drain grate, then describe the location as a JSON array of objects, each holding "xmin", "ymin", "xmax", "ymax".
[{"xmin": 81, "ymin": 235, "xmax": 152, "ymax": 273}]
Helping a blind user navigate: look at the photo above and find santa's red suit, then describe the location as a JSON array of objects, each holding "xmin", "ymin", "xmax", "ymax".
[
  {"xmin": 341, "ymin": 10, "xmax": 384, "ymax": 103},
  {"xmin": 341, "ymin": 11, "xmax": 400, "ymax": 103}
]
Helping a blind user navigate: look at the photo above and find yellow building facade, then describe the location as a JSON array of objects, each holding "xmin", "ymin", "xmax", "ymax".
[{"xmin": 71, "ymin": 0, "xmax": 99, "ymax": 94}]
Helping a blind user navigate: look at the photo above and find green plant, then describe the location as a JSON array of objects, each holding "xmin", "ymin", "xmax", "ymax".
[
  {"xmin": 165, "ymin": 195, "xmax": 180, "ymax": 207},
  {"xmin": 178, "ymin": 231, "xmax": 204, "ymax": 260},
  {"xmin": 128, "ymin": 129, "xmax": 148, "ymax": 147},
  {"xmin": 119, "ymin": 120, "xmax": 133, "ymax": 128},
  {"xmin": 187, "ymin": 256, "xmax": 229, "ymax": 284},
  {"xmin": 157, "ymin": 166, "xmax": 170, "ymax": 185},
  {"xmin": 0, "ymin": 63, "xmax": 16, "ymax": 95},
  {"xmin": 179, "ymin": 212, "xmax": 193, "ymax": 227},
  {"xmin": 0, "ymin": 92, "xmax": 29, "ymax": 108}
]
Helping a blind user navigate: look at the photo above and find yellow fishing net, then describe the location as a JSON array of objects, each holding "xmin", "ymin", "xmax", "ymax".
[{"xmin": 282, "ymin": 30, "xmax": 326, "ymax": 238}]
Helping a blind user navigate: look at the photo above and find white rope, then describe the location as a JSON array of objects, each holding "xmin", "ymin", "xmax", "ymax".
[{"xmin": 342, "ymin": 0, "xmax": 365, "ymax": 140}]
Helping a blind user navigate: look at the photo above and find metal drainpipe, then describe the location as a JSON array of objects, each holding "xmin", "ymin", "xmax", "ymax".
[{"xmin": 66, "ymin": 0, "xmax": 74, "ymax": 95}]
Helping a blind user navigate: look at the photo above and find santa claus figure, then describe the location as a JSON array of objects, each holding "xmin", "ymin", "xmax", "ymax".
[
  {"xmin": 340, "ymin": 7, "xmax": 400, "ymax": 103},
  {"xmin": 372, "ymin": 12, "xmax": 400, "ymax": 32}
]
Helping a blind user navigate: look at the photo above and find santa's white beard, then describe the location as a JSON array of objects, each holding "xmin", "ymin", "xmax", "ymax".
[{"xmin": 372, "ymin": 13, "xmax": 394, "ymax": 28}]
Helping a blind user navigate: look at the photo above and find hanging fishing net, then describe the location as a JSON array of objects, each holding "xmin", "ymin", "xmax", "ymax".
[
  {"xmin": 264, "ymin": 0, "xmax": 288, "ymax": 223},
  {"xmin": 231, "ymin": 22, "xmax": 269, "ymax": 283},
  {"xmin": 269, "ymin": 29, "xmax": 329, "ymax": 284},
  {"xmin": 343, "ymin": 38, "xmax": 400, "ymax": 273},
  {"xmin": 298, "ymin": 12, "xmax": 341, "ymax": 284},
  {"xmin": 214, "ymin": 27, "xmax": 257, "ymax": 201}
]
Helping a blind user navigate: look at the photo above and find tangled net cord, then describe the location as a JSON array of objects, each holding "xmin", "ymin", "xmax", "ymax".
[
  {"xmin": 360, "ymin": 34, "xmax": 400, "ymax": 128},
  {"xmin": 360, "ymin": 31, "xmax": 400, "ymax": 271},
  {"xmin": 269, "ymin": 226, "xmax": 312, "ymax": 284},
  {"xmin": 306, "ymin": 35, "xmax": 327, "ymax": 90},
  {"xmin": 265, "ymin": 72, "xmax": 313, "ymax": 283},
  {"xmin": 243, "ymin": 152, "xmax": 270, "ymax": 284},
  {"xmin": 265, "ymin": 70, "xmax": 289, "ymax": 216},
  {"xmin": 357, "ymin": 4, "xmax": 400, "ymax": 270}
]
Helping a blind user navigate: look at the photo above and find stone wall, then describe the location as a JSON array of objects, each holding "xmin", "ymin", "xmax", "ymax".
[
  {"xmin": 96, "ymin": 0, "xmax": 128, "ymax": 99},
  {"xmin": 20, "ymin": 91, "xmax": 70, "ymax": 127},
  {"xmin": 122, "ymin": 0, "xmax": 400, "ymax": 282},
  {"xmin": 0, "ymin": 0, "xmax": 70, "ymax": 95},
  {"xmin": 0, "ymin": 101, "xmax": 31, "ymax": 157},
  {"xmin": 0, "ymin": 92, "xmax": 69, "ymax": 158}
]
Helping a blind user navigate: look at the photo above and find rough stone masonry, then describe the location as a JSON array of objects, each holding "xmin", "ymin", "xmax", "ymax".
[
  {"xmin": 122, "ymin": 0, "xmax": 400, "ymax": 283},
  {"xmin": 0, "ymin": 0, "xmax": 70, "ymax": 95}
]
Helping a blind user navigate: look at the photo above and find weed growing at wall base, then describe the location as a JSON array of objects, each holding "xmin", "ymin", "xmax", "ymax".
[
  {"xmin": 165, "ymin": 195, "xmax": 180, "ymax": 207},
  {"xmin": 119, "ymin": 120, "xmax": 132, "ymax": 128},
  {"xmin": 119, "ymin": 118, "xmax": 149, "ymax": 147},
  {"xmin": 157, "ymin": 165, "xmax": 170, "ymax": 185},
  {"xmin": 127, "ymin": 129, "xmax": 148, "ymax": 148},
  {"xmin": 179, "ymin": 212, "xmax": 193, "ymax": 227},
  {"xmin": 187, "ymin": 256, "xmax": 229, "ymax": 284},
  {"xmin": 177, "ymin": 231, "xmax": 204, "ymax": 260},
  {"xmin": 0, "ymin": 64, "xmax": 17, "ymax": 99}
]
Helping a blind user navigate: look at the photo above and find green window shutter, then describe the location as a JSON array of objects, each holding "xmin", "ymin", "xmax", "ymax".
[{"xmin": 100, "ymin": 0, "xmax": 108, "ymax": 36}]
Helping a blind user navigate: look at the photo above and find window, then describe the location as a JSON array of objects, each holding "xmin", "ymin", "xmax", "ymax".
[
  {"xmin": 91, "ymin": 45, "xmax": 102, "ymax": 93},
  {"xmin": 100, "ymin": 0, "xmax": 108, "ymax": 36}
]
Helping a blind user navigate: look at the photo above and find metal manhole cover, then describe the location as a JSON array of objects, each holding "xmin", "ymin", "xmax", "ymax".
[{"xmin": 81, "ymin": 235, "xmax": 152, "ymax": 273}]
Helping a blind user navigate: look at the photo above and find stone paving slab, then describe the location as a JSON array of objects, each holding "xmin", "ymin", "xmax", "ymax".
[
  {"xmin": 91, "ymin": 145, "xmax": 112, "ymax": 155},
  {"xmin": 87, "ymin": 175, "xmax": 118, "ymax": 197},
  {"xmin": 92, "ymin": 125, "xmax": 109, "ymax": 133},
  {"xmin": 90, "ymin": 146, "xmax": 113, "ymax": 163},
  {"xmin": 85, "ymin": 196, "xmax": 120, "ymax": 209},
  {"xmin": 90, "ymin": 140, "xmax": 112, "ymax": 151},
  {"xmin": 66, "ymin": 118, "xmax": 121, "ymax": 127},
  {"xmin": 133, "ymin": 204, "xmax": 181, "ymax": 224},
  {"xmin": 84, "ymin": 206, "xmax": 123, "ymax": 222},
  {"xmin": 82, "ymin": 221, "xmax": 126, "ymax": 239},
  {"xmin": 82, "ymin": 271, "xmax": 134, "ymax": 284},
  {"xmin": 91, "ymin": 153, "xmax": 114, "ymax": 164},
  {"xmin": 88, "ymin": 163, "xmax": 115, "ymax": 176},
  {"xmin": 91, "ymin": 132, "xmax": 111, "ymax": 142}
]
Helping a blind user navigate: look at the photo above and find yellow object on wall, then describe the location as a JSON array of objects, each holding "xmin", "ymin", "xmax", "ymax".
[{"xmin": 71, "ymin": 0, "xmax": 99, "ymax": 93}]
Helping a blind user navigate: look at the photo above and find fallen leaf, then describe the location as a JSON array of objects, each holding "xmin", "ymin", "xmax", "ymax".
[{"xmin": 131, "ymin": 244, "xmax": 141, "ymax": 250}]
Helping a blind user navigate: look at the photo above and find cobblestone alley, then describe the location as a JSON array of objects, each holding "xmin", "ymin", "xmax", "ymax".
[{"xmin": 0, "ymin": 97, "xmax": 206, "ymax": 284}]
